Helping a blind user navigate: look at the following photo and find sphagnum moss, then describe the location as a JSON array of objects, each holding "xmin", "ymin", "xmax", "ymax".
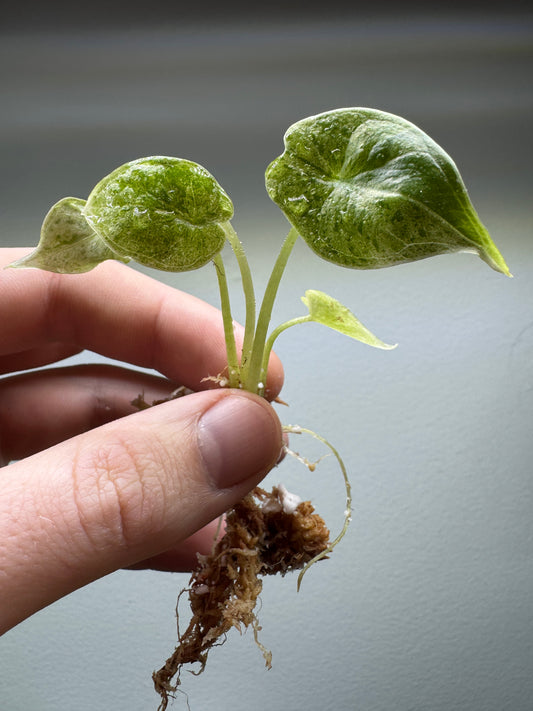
[{"xmin": 153, "ymin": 486, "xmax": 330, "ymax": 710}]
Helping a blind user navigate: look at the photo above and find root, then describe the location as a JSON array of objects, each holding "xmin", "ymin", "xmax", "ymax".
[
  {"xmin": 132, "ymin": 394, "xmax": 350, "ymax": 711},
  {"xmin": 283, "ymin": 424, "xmax": 352, "ymax": 591},
  {"xmin": 153, "ymin": 485, "xmax": 330, "ymax": 710}
]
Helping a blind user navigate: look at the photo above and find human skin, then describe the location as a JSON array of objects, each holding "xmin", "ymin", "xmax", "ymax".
[{"xmin": 0, "ymin": 249, "xmax": 284, "ymax": 634}]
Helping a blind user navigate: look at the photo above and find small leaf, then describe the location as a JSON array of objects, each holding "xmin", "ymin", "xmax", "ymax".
[
  {"xmin": 266, "ymin": 108, "xmax": 510, "ymax": 276},
  {"xmin": 301, "ymin": 289, "xmax": 397, "ymax": 349},
  {"xmin": 8, "ymin": 197, "xmax": 122, "ymax": 273},
  {"xmin": 84, "ymin": 156, "xmax": 234, "ymax": 271}
]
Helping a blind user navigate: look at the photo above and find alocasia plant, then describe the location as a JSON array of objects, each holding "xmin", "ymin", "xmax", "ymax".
[{"xmin": 7, "ymin": 107, "xmax": 510, "ymax": 708}]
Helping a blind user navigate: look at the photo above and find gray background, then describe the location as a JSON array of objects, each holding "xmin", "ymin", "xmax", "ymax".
[{"xmin": 1, "ymin": 7, "xmax": 532, "ymax": 711}]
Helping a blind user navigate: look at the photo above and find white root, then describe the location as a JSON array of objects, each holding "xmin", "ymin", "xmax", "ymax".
[{"xmin": 282, "ymin": 423, "xmax": 353, "ymax": 591}]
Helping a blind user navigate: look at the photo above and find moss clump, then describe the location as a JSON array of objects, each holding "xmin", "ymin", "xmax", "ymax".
[{"xmin": 153, "ymin": 485, "xmax": 330, "ymax": 709}]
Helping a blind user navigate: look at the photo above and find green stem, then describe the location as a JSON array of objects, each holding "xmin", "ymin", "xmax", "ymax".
[
  {"xmin": 213, "ymin": 253, "xmax": 240, "ymax": 387},
  {"xmin": 244, "ymin": 226, "xmax": 300, "ymax": 393},
  {"xmin": 222, "ymin": 221, "xmax": 256, "ymax": 371},
  {"xmin": 260, "ymin": 315, "xmax": 312, "ymax": 388}
]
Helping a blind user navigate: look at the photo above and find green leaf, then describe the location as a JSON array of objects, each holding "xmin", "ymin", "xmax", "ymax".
[
  {"xmin": 84, "ymin": 156, "xmax": 234, "ymax": 272},
  {"xmin": 8, "ymin": 197, "xmax": 122, "ymax": 273},
  {"xmin": 301, "ymin": 289, "xmax": 397, "ymax": 349},
  {"xmin": 266, "ymin": 108, "xmax": 510, "ymax": 276}
]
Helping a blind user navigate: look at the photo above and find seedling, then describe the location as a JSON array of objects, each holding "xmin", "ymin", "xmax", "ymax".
[{"xmin": 8, "ymin": 108, "xmax": 510, "ymax": 708}]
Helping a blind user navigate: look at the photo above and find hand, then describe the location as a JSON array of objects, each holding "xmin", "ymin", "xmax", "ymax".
[{"xmin": 0, "ymin": 249, "xmax": 284, "ymax": 634}]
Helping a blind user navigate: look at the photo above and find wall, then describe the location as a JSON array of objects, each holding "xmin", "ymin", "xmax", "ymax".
[{"xmin": 1, "ymin": 11, "xmax": 532, "ymax": 711}]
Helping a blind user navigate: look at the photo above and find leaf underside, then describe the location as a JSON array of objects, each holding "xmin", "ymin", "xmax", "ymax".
[{"xmin": 9, "ymin": 197, "xmax": 122, "ymax": 274}]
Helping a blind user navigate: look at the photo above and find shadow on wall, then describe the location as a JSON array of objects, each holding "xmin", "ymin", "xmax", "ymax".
[{"xmin": 3, "ymin": 0, "xmax": 533, "ymax": 32}]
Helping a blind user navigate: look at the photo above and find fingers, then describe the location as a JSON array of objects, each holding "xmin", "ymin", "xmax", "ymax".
[
  {"xmin": 0, "ymin": 364, "xmax": 179, "ymax": 462},
  {"xmin": 0, "ymin": 250, "xmax": 284, "ymax": 399},
  {"xmin": 0, "ymin": 389, "xmax": 283, "ymax": 634},
  {"xmin": 0, "ymin": 343, "xmax": 83, "ymax": 376},
  {"xmin": 126, "ymin": 523, "xmax": 223, "ymax": 572}
]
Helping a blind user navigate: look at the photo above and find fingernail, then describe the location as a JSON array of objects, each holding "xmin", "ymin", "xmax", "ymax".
[{"xmin": 198, "ymin": 394, "xmax": 282, "ymax": 489}]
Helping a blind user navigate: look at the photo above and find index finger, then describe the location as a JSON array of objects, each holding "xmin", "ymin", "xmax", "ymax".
[{"xmin": 0, "ymin": 249, "xmax": 284, "ymax": 399}]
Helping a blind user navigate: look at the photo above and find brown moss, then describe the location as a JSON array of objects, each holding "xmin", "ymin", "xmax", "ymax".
[
  {"xmin": 132, "ymin": 391, "xmax": 333, "ymax": 709},
  {"xmin": 153, "ymin": 485, "xmax": 330, "ymax": 710}
]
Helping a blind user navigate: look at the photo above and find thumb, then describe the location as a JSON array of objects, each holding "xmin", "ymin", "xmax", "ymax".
[{"xmin": 0, "ymin": 390, "xmax": 283, "ymax": 633}]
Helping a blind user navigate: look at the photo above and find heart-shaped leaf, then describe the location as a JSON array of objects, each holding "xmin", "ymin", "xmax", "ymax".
[
  {"xmin": 266, "ymin": 108, "xmax": 510, "ymax": 276},
  {"xmin": 8, "ymin": 197, "xmax": 122, "ymax": 273},
  {"xmin": 84, "ymin": 156, "xmax": 234, "ymax": 272},
  {"xmin": 301, "ymin": 289, "xmax": 396, "ymax": 349}
]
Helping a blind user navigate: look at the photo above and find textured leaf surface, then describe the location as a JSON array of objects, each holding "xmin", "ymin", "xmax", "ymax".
[
  {"xmin": 302, "ymin": 289, "xmax": 396, "ymax": 349},
  {"xmin": 9, "ymin": 197, "xmax": 121, "ymax": 273},
  {"xmin": 266, "ymin": 108, "xmax": 510, "ymax": 275},
  {"xmin": 84, "ymin": 156, "xmax": 233, "ymax": 271}
]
